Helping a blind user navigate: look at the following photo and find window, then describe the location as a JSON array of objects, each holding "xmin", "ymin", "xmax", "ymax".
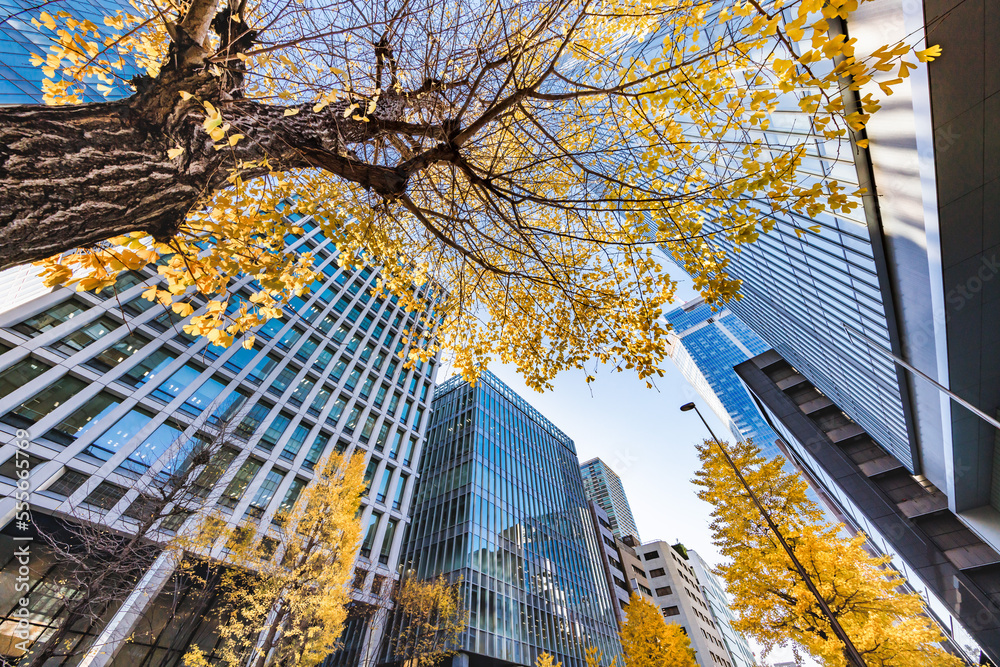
[
  {"xmin": 236, "ymin": 400, "xmax": 273, "ymax": 440},
  {"xmin": 359, "ymin": 415, "xmax": 377, "ymax": 443},
  {"xmin": 649, "ymin": 568, "xmax": 666, "ymax": 578},
  {"xmin": 98, "ymin": 270, "xmax": 147, "ymax": 300},
  {"xmin": 248, "ymin": 353, "xmax": 280, "ymax": 384},
  {"xmin": 344, "ymin": 367, "xmax": 361, "ymax": 391},
  {"xmin": 288, "ymin": 377, "xmax": 315, "ymax": 407},
  {"xmin": 151, "ymin": 365, "xmax": 225, "ymax": 416},
  {"xmin": 655, "ymin": 586, "xmax": 673, "ymax": 597},
  {"xmin": 190, "ymin": 446, "xmax": 238, "ymax": 498},
  {"xmin": 303, "ymin": 433, "xmax": 330, "ymax": 470},
  {"xmin": 0, "ymin": 454, "xmax": 46, "ymax": 481},
  {"xmin": 45, "ymin": 391, "xmax": 120, "ymax": 446},
  {"xmin": 257, "ymin": 317, "xmax": 284, "ymax": 340},
  {"xmin": 247, "ymin": 469, "xmax": 285, "ymax": 518},
  {"xmin": 219, "ymin": 458, "xmax": 263, "ymax": 509},
  {"xmin": 119, "ymin": 420, "xmax": 184, "ymax": 476},
  {"xmin": 373, "ymin": 384, "xmax": 388, "ymax": 408},
  {"xmin": 638, "ymin": 584, "xmax": 653, "ymax": 596},
  {"xmin": 42, "ymin": 469, "xmax": 88, "ymax": 497},
  {"xmin": 643, "ymin": 551, "xmax": 660, "ymax": 560},
  {"xmin": 84, "ymin": 332, "xmax": 151, "ymax": 373},
  {"xmin": 281, "ymin": 424, "xmax": 310, "ymax": 461},
  {"xmin": 268, "ymin": 364, "xmax": 299, "ymax": 396},
  {"xmin": 363, "ymin": 459, "xmax": 379, "ymax": 492},
  {"xmin": 258, "ymin": 412, "xmax": 292, "ymax": 452},
  {"xmin": 392, "ymin": 473, "xmax": 408, "ymax": 511},
  {"xmin": 13, "ymin": 298, "xmax": 87, "ymax": 336},
  {"xmin": 361, "ymin": 512, "xmax": 381, "ymax": 557},
  {"xmin": 359, "ymin": 375, "xmax": 375, "ymax": 399},
  {"xmin": 387, "ymin": 393, "xmax": 400, "ymax": 415},
  {"xmin": 0, "ymin": 357, "xmax": 51, "ymax": 400},
  {"xmin": 84, "ymin": 407, "xmax": 155, "ymax": 462},
  {"xmin": 50, "ymin": 316, "xmax": 120, "ymax": 355},
  {"xmin": 379, "ymin": 518, "xmax": 397, "ymax": 564},
  {"xmin": 274, "ymin": 476, "xmax": 306, "ymax": 520},
  {"xmin": 1, "ymin": 375, "xmax": 87, "ymax": 428},
  {"xmin": 662, "ymin": 606, "xmax": 680, "ymax": 617},
  {"xmin": 632, "ymin": 565, "xmax": 645, "ymax": 576},
  {"xmin": 388, "ymin": 432, "xmax": 403, "ymax": 459},
  {"xmin": 344, "ymin": 406, "xmax": 361, "ymax": 432},
  {"xmin": 312, "ymin": 348, "xmax": 334, "ymax": 372},
  {"xmin": 276, "ymin": 326, "xmax": 304, "ymax": 351},
  {"xmin": 118, "ymin": 349, "xmax": 175, "ymax": 388},
  {"xmin": 84, "ymin": 481, "xmax": 127, "ymax": 510},
  {"xmin": 375, "ymin": 467, "xmax": 393, "ymax": 503},
  {"xmin": 326, "ymin": 397, "xmax": 347, "ymax": 426},
  {"xmin": 207, "ymin": 388, "xmax": 250, "ymax": 426},
  {"xmin": 308, "ymin": 385, "xmax": 333, "ymax": 417},
  {"xmin": 222, "ymin": 343, "xmax": 261, "ymax": 374},
  {"xmin": 373, "ymin": 424, "xmax": 390, "ymax": 452},
  {"xmin": 295, "ymin": 336, "xmax": 321, "ymax": 363},
  {"xmin": 403, "ymin": 436, "xmax": 417, "ymax": 466}
]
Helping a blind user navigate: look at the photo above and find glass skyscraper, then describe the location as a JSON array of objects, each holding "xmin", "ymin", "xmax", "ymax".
[
  {"xmin": 393, "ymin": 370, "xmax": 620, "ymax": 667},
  {"xmin": 579, "ymin": 458, "xmax": 640, "ymax": 543},
  {"xmin": 663, "ymin": 298, "xmax": 780, "ymax": 459}
]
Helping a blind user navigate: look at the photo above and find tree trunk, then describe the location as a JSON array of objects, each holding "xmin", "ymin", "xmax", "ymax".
[{"xmin": 0, "ymin": 64, "xmax": 436, "ymax": 271}]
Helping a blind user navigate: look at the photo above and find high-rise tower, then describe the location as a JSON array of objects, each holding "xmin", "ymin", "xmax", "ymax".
[
  {"xmin": 392, "ymin": 371, "xmax": 620, "ymax": 667},
  {"xmin": 0, "ymin": 219, "xmax": 437, "ymax": 665},
  {"xmin": 663, "ymin": 298, "xmax": 779, "ymax": 459},
  {"xmin": 579, "ymin": 458, "xmax": 640, "ymax": 544}
]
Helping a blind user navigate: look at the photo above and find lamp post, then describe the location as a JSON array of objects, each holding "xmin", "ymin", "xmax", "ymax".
[{"xmin": 680, "ymin": 401, "xmax": 868, "ymax": 667}]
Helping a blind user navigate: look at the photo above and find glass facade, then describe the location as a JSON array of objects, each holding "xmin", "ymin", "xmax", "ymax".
[
  {"xmin": 0, "ymin": 219, "xmax": 438, "ymax": 665},
  {"xmin": 663, "ymin": 298, "xmax": 780, "ymax": 460},
  {"xmin": 579, "ymin": 458, "xmax": 640, "ymax": 543},
  {"xmin": 392, "ymin": 371, "xmax": 620, "ymax": 667},
  {"xmin": 657, "ymin": 11, "xmax": 912, "ymax": 469},
  {"xmin": 0, "ymin": 0, "xmax": 140, "ymax": 106}
]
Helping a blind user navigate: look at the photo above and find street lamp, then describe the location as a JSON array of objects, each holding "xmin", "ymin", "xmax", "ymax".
[{"xmin": 680, "ymin": 402, "xmax": 868, "ymax": 667}]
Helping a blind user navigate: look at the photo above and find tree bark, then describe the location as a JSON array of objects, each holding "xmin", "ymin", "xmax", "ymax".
[{"xmin": 0, "ymin": 62, "xmax": 450, "ymax": 270}]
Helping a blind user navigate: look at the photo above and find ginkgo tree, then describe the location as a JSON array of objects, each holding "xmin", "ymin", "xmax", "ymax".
[
  {"xmin": 694, "ymin": 438, "xmax": 965, "ymax": 667},
  {"xmin": 0, "ymin": 0, "xmax": 939, "ymax": 387}
]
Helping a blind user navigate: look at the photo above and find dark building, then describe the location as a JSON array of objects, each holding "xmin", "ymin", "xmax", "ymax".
[
  {"xmin": 390, "ymin": 371, "xmax": 620, "ymax": 667},
  {"xmin": 737, "ymin": 350, "xmax": 998, "ymax": 665}
]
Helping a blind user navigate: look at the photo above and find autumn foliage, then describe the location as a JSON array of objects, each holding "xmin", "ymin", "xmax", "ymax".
[
  {"xmin": 182, "ymin": 452, "xmax": 366, "ymax": 667},
  {"xmin": 694, "ymin": 438, "xmax": 964, "ymax": 667},
  {"xmin": 7, "ymin": 0, "xmax": 938, "ymax": 390},
  {"xmin": 619, "ymin": 594, "xmax": 698, "ymax": 667}
]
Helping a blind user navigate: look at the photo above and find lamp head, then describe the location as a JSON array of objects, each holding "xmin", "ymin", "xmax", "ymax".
[{"xmin": 680, "ymin": 402, "xmax": 696, "ymax": 412}]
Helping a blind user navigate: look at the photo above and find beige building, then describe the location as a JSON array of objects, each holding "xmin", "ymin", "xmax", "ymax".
[{"xmin": 639, "ymin": 540, "xmax": 736, "ymax": 667}]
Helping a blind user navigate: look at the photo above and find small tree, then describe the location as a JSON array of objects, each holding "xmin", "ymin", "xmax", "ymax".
[
  {"xmin": 693, "ymin": 438, "xmax": 964, "ymax": 667},
  {"xmin": 619, "ymin": 594, "xmax": 697, "ymax": 667},
  {"xmin": 390, "ymin": 575, "xmax": 467, "ymax": 667},
  {"xmin": 20, "ymin": 413, "xmax": 241, "ymax": 667},
  {"xmin": 183, "ymin": 450, "xmax": 366, "ymax": 667}
]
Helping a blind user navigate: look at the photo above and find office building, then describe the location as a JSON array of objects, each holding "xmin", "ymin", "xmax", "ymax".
[
  {"xmin": 586, "ymin": 501, "xmax": 654, "ymax": 627},
  {"xmin": 391, "ymin": 371, "xmax": 620, "ymax": 667},
  {"xmin": 737, "ymin": 350, "xmax": 992, "ymax": 664},
  {"xmin": 663, "ymin": 0, "xmax": 1000, "ymax": 573},
  {"xmin": 638, "ymin": 541, "xmax": 737, "ymax": 667},
  {"xmin": 687, "ymin": 551, "xmax": 756, "ymax": 667},
  {"xmin": 0, "ymin": 219, "xmax": 437, "ymax": 665},
  {"xmin": 580, "ymin": 458, "xmax": 641, "ymax": 543},
  {"xmin": 663, "ymin": 299, "xmax": 779, "ymax": 459}
]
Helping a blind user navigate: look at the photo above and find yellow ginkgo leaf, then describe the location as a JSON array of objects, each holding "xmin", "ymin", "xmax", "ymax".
[{"xmin": 167, "ymin": 146, "xmax": 184, "ymax": 159}]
